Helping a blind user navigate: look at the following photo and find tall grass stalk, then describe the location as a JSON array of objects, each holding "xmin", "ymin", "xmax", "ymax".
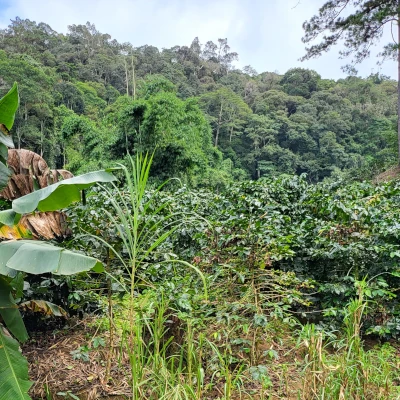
[
  {"xmin": 299, "ymin": 280, "xmax": 400, "ymax": 400},
  {"xmin": 206, "ymin": 339, "xmax": 246, "ymax": 399},
  {"xmin": 92, "ymin": 154, "xmax": 207, "ymax": 399}
]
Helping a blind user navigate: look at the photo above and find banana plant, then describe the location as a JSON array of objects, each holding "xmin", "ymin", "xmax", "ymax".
[
  {"xmin": 0, "ymin": 84, "xmax": 115, "ymax": 399},
  {"xmin": 0, "ymin": 83, "xmax": 16, "ymax": 188}
]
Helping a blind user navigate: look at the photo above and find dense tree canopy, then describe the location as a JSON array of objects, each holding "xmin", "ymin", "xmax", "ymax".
[{"xmin": 0, "ymin": 17, "xmax": 397, "ymax": 184}]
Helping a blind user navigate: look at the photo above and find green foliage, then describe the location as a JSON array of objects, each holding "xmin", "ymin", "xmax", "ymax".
[
  {"xmin": 281, "ymin": 68, "xmax": 320, "ymax": 98},
  {"xmin": 0, "ymin": 169, "xmax": 117, "ymax": 229},
  {"xmin": 1, "ymin": 18, "xmax": 400, "ymax": 397},
  {"xmin": 299, "ymin": 282, "xmax": 400, "ymax": 399},
  {"xmin": 59, "ymin": 167, "xmax": 400, "ymax": 398},
  {"xmin": 0, "ymin": 83, "xmax": 18, "ymax": 190},
  {"xmin": 0, "ymin": 327, "xmax": 32, "ymax": 400},
  {"xmin": 199, "ymin": 86, "xmax": 251, "ymax": 148},
  {"xmin": 0, "ymin": 17, "xmax": 397, "ymax": 181},
  {"xmin": 139, "ymin": 74, "xmax": 176, "ymax": 99},
  {"xmin": 73, "ymin": 173, "xmax": 400, "ymax": 337},
  {"xmin": 0, "ymin": 150, "xmax": 11, "ymax": 190},
  {"xmin": 0, "ymin": 240, "xmax": 104, "ymax": 276},
  {"xmin": 75, "ymin": 81, "xmax": 107, "ymax": 118},
  {"xmin": 0, "ymin": 276, "xmax": 28, "ymax": 341},
  {"xmin": 108, "ymin": 86, "xmax": 224, "ymax": 184},
  {"xmin": 141, "ymin": 92, "xmax": 215, "ymax": 181},
  {"xmin": 0, "ymin": 82, "xmax": 19, "ymax": 134},
  {"xmin": 0, "ymin": 83, "xmax": 115, "ymax": 400},
  {"xmin": 301, "ymin": 1, "xmax": 399, "ymax": 166},
  {"xmin": 302, "ymin": 0, "xmax": 398, "ymax": 66}
]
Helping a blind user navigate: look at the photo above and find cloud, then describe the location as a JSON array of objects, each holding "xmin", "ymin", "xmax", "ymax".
[{"xmin": 0, "ymin": 0, "xmax": 396, "ymax": 80}]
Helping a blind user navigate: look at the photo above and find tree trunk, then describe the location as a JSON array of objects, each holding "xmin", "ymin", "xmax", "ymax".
[
  {"xmin": 398, "ymin": 17, "xmax": 400, "ymax": 164},
  {"xmin": 125, "ymin": 128, "xmax": 129, "ymax": 154},
  {"xmin": 124, "ymin": 58, "xmax": 129, "ymax": 96},
  {"xmin": 131, "ymin": 55, "xmax": 136, "ymax": 100},
  {"xmin": 215, "ymin": 102, "xmax": 223, "ymax": 147}
]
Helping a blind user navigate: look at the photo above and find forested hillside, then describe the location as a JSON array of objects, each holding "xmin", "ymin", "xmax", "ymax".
[
  {"xmin": 3, "ymin": 9, "xmax": 400, "ymax": 399},
  {"xmin": 0, "ymin": 18, "xmax": 397, "ymax": 185}
]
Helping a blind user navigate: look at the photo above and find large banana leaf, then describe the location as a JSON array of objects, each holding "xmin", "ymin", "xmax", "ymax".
[
  {"xmin": 0, "ymin": 277, "xmax": 28, "ymax": 342},
  {"xmin": 0, "ymin": 82, "xmax": 18, "ymax": 147},
  {"xmin": 0, "ymin": 326, "xmax": 32, "ymax": 400},
  {"xmin": 0, "ymin": 82, "xmax": 18, "ymax": 192},
  {"xmin": 0, "ymin": 240, "xmax": 104, "ymax": 276},
  {"xmin": 11, "ymin": 170, "xmax": 116, "ymax": 215}
]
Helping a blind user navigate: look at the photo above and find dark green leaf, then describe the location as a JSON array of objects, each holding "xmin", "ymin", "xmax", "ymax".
[
  {"xmin": 0, "ymin": 82, "xmax": 18, "ymax": 141},
  {"xmin": 0, "ymin": 325, "xmax": 32, "ymax": 399},
  {"xmin": 0, "ymin": 277, "xmax": 28, "ymax": 342}
]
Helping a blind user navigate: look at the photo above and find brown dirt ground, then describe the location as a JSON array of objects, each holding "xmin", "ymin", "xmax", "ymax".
[
  {"xmin": 23, "ymin": 319, "xmax": 131, "ymax": 400},
  {"xmin": 23, "ymin": 317, "xmax": 303, "ymax": 400}
]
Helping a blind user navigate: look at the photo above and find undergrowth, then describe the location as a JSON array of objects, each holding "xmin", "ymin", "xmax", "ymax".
[
  {"xmin": 30, "ymin": 157, "xmax": 400, "ymax": 399},
  {"xmin": 298, "ymin": 280, "xmax": 400, "ymax": 399},
  {"xmin": 76, "ymin": 276, "xmax": 400, "ymax": 400}
]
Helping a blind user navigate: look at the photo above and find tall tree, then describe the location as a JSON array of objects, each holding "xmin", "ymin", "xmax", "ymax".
[
  {"xmin": 302, "ymin": 0, "xmax": 400, "ymax": 162},
  {"xmin": 199, "ymin": 87, "xmax": 251, "ymax": 147},
  {"xmin": 202, "ymin": 38, "xmax": 238, "ymax": 77},
  {"xmin": 281, "ymin": 68, "xmax": 321, "ymax": 99}
]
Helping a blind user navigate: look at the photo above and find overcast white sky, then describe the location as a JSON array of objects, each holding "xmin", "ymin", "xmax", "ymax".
[{"xmin": 0, "ymin": 0, "xmax": 396, "ymax": 80}]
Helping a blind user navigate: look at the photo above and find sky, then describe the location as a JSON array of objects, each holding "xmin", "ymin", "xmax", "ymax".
[{"xmin": 0, "ymin": 0, "xmax": 396, "ymax": 80}]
